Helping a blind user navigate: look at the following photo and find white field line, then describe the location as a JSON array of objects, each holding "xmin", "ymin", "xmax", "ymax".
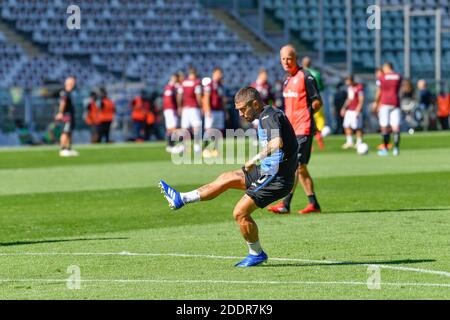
[
  {"xmin": 0, "ymin": 142, "xmax": 163, "ymax": 153},
  {"xmin": 0, "ymin": 251, "xmax": 449, "ymax": 278},
  {"xmin": 0, "ymin": 278, "xmax": 449, "ymax": 288}
]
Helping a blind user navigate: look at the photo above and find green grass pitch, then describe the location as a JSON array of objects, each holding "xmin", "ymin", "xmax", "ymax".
[{"xmin": 0, "ymin": 132, "xmax": 449, "ymax": 299}]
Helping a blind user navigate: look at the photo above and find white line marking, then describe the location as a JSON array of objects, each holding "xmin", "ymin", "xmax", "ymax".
[
  {"xmin": 0, "ymin": 278, "xmax": 448, "ymax": 288},
  {"xmin": 0, "ymin": 252, "xmax": 449, "ymax": 278}
]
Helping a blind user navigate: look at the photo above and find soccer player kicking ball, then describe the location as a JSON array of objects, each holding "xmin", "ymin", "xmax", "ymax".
[{"xmin": 159, "ymin": 87, "xmax": 298, "ymax": 267}]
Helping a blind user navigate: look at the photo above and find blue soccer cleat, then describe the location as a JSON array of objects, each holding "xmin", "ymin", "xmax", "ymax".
[
  {"xmin": 235, "ymin": 251, "xmax": 268, "ymax": 267},
  {"xmin": 159, "ymin": 180, "xmax": 185, "ymax": 210},
  {"xmin": 377, "ymin": 148, "xmax": 389, "ymax": 156}
]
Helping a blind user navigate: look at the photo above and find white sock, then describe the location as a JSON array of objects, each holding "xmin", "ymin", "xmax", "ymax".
[
  {"xmin": 180, "ymin": 190, "xmax": 200, "ymax": 204},
  {"xmin": 247, "ymin": 240, "xmax": 262, "ymax": 256},
  {"xmin": 356, "ymin": 137, "xmax": 363, "ymax": 145},
  {"xmin": 346, "ymin": 135, "xmax": 353, "ymax": 145}
]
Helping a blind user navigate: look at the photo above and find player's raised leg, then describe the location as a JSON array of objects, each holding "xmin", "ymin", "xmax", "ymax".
[{"xmin": 159, "ymin": 169, "xmax": 246, "ymax": 210}]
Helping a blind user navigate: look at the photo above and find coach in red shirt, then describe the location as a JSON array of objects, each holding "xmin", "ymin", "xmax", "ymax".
[{"xmin": 268, "ymin": 45, "xmax": 323, "ymax": 215}]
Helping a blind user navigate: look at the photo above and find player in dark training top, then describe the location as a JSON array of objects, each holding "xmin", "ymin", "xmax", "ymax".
[
  {"xmin": 56, "ymin": 76, "xmax": 78, "ymax": 157},
  {"xmin": 159, "ymin": 87, "xmax": 298, "ymax": 267}
]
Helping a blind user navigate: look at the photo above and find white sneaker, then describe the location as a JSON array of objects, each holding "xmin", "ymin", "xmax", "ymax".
[
  {"xmin": 171, "ymin": 144, "xmax": 184, "ymax": 154},
  {"xmin": 165, "ymin": 146, "xmax": 173, "ymax": 153},
  {"xmin": 59, "ymin": 149, "xmax": 71, "ymax": 157},
  {"xmin": 69, "ymin": 149, "xmax": 79, "ymax": 157},
  {"xmin": 202, "ymin": 149, "xmax": 212, "ymax": 158},
  {"xmin": 341, "ymin": 142, "xmax": 354, "ymax": 150}
]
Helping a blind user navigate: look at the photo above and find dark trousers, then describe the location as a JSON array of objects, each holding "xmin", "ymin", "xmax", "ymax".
[
  {"xmin": 334, "ymin": 109, "xmax": 344, "ymax": 134},
  {"xmin": 97, "ymin": 121, "xmax": 112, "ymax": 143},
  {"xmin": 438, "ymin": 116, "xmax": 449, "ymax": 130},
  {"xmin": 134, "ymin": 121, "xmax": 146, "ymax": 140}
]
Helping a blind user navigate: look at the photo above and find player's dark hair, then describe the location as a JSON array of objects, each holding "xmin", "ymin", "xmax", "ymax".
[
  {"xmin": 188, "ymin": 67, "xmax": 197, "ymax": 76},
  {"xmin": 234, "ymin": 87, "xmax": 264, "ymax": 106},
  {"xmin": 99, "ymin": 87, "xmax": 107, "ymax": 97},
  {"xmin": 346, "ymin": 74, "xmax": 354, "ymax": 82},
  {"xmin": 383, "ymin": 62, "xmax": 394, "ymax": 69},
  {"xmin": 213, "ymin": 67, "xmax": 222, "ymax": 73},
  {"xmin": 258, "ymin": 68, "xmax": 268, "ymax": 74},
  {"xmin": 302, "ymin": 56, "xmax": 312, "ymax": 68}
]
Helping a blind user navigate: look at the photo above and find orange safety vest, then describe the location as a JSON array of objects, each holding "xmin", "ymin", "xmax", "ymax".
[
  {"xmin": 99, "ymin": 98, "xmax": 115, "ymax": 123},
  {"xmin": 131, "ymin": 97, "xmax": 147, "ymax": 122},
  {"xmin": 85, "ymin": 101, "xmax": 100, "ymax": 125},
  {"xmin": 145, "ymin": 100, "xmax": 155, "ymax": 125},
  {"xmin": 437, "ymin": 94, "xmax": 450, "ymax": 117}
]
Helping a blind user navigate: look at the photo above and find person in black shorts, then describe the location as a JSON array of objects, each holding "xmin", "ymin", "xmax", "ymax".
[
  {"xmin": 159, "ymin": 87, "xmax": 298, "ymax": 267},
  {"xmin": 55, "ymin": 76, "xmax": 79, "ymax": 157}
]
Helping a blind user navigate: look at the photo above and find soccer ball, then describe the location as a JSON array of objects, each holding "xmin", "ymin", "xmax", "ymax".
[
  {"xmin": 356, "ymin": 143, "xmax": 369, "ymax": 155},
  {"xmin": 321, "ymin": 125, "xmax": 331, "ymax": 137}
]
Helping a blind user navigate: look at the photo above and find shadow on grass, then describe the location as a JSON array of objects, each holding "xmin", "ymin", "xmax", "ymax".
[
  {"xmin": 261, "ymin": 259, "xmax": 436, "ymax": 268},
  {"xmin": 0, "ymin": 237, "xmax": 128, "ymax": 247},
  {"xmin": 324, "ymin": 208, "xmax": 450, "ymax": 214}
]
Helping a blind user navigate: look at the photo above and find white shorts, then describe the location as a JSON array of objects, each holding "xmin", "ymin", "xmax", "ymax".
[
  {"xmin": 181, "ymin": 107, "xmax": 202, "ymax": 129},
  {"xmin": 204, "ymin": 110, "xmax": 225, "ymax": 130},
  {"xmin": 163, "ymin": 109, "xmax": 178, "ymax": 130},
  {"xmin": 343, "ymin": 110, "xmax": 363, "ymax": 130},
  {"xmin": 378, "ymin": 105, "xmax": 401, "ymax": 128}
]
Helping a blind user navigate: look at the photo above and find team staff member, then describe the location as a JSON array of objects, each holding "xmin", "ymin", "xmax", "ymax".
[
  {"xmin": 130, "ymin": 90, "xmax": 150, "ymax": 142},
  {"xmin": 268, "ymin": 45, "xmax": 322, "ymax": 215},
  {"xmin": 437, "ymin": 90, "xmax": 450, "ymax": 130},
  {"xmin": 159, "ymin": 87, "xmax": 299, "ymax": 267},
  {"xmin": 202, "ymin": 67, "xmax": 226, "ymax": 158},
  {"xmin": 56, "ymin": 76, "xmax": 79, "ymax": 157},
  {"xmin": 97, "ymin": 88, "xmax": 115, "ymax": 143},
  {"xmin": 373, "ymin": 62, "xmax": 402, "ymax": 156},
  {"xmin": 85, "ymin": 91, "xmax": 100, "ymax": 144}
]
